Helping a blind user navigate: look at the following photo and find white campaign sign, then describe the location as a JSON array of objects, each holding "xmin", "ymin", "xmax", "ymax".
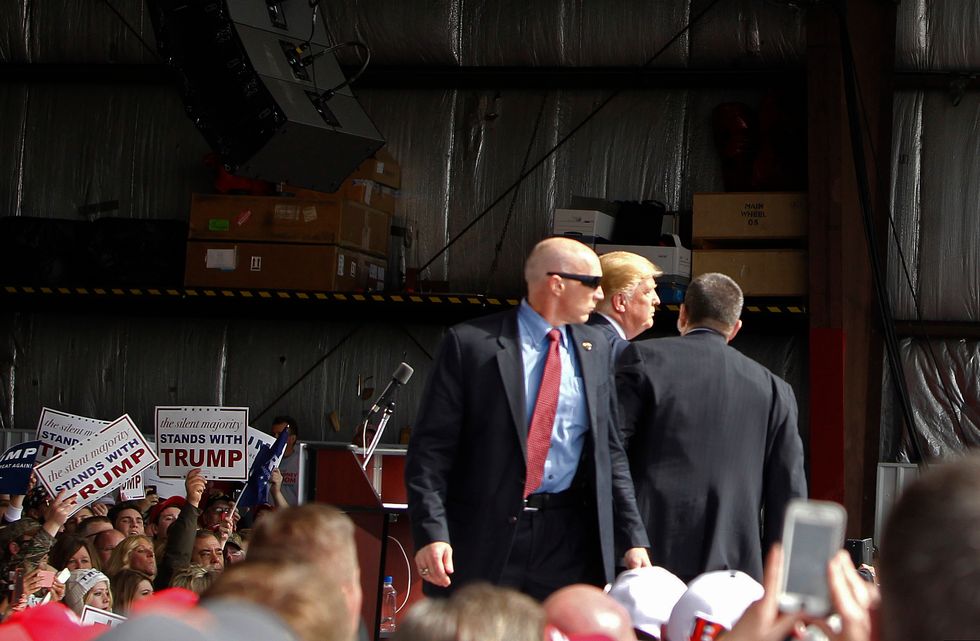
[
  {"xmin": 81, "ymin": 605, "xmax": 126, "ymax": 627},
  {"xmin": 154, "ymin": 406, "xmax": 249, "ymax": 480},
  {"xmin": 119, "ymin": 473, "xmax": 145, "ymax": 501},
  {"xmin": 34, "ymin": 414, "xmax": 158, "ymax": 509},
  {"xmin": 246, "ymin": 426, "xmax": 277, "ymax": 469},
  {"xmin": 34, "ymin": 408, "xmax": 109, "ymax": 462}
]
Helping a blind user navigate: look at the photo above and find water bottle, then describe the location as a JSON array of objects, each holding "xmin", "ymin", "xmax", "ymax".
[{"xmin": 379, "ymin": 576, "xmax": 397, "ymax": 633}]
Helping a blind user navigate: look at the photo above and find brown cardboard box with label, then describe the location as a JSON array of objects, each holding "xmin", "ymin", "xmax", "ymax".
[
  {"xmin": 340, "ymin": 201, "xmax": 390, "ymax": 257},
  {"xmin": 351, "ymin": 149, "xmax": 401, "ymax": 189},
  {"xmin": 693, "ymin": 192, "xmax": 807, "ymax": 242},
  {"xmin": 279, "ymin": 179, "xmax": 398, "ymax": 216},
  {"xmin": 188, "ymin": 195, "xmax": 390, "ymax": 257},
  {"xmin": 184, "ymin": 241, "xmax": 386, "ymax": 292},
  {"xmin": 692, "ymin": 249, "xmax": 807, "ymax": 296}
]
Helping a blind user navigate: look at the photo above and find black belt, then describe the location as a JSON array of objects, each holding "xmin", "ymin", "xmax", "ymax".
[{"xmin": 523, "ymin": 487, "xmax": 584, "ymax": 511}]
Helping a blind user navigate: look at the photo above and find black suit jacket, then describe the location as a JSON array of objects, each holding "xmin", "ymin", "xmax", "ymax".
[
  {"xmin": 405, "ymin": 308, "xmax": 649, "ymax": 595},
  {"xmin": 586, "ymin": 313, "xmax": 629, "ymax": 361},
  {"xmin": 616, "ymin": 330, "xmax": 806, "ymax": 581}
]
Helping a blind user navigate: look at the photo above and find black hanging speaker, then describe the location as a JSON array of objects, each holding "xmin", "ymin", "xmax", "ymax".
[{"xmin": 148, "ymin": 0, "xmax": 384, "ymax": 192}]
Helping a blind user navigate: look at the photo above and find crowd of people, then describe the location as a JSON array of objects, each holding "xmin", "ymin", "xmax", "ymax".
[
  {"xmin": 0, "ymin": 238, "xmax": 976, "ymax": 641},
  {"xmin": 1, "ymin": 449, "xmax": 977, "ymax": 640}
]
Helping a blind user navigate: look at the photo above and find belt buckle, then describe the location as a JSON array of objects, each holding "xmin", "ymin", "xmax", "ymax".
[{"xmin": 522, "ymin": 498, "xmax": 538, "ymax": 513}]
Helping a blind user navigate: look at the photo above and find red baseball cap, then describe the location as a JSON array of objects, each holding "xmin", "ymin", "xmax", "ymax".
[
  {"xmin": 148, "ymin": 496, "xmax": 187, "ymax": 526},
  {"xmin": 0, "ymin": 603, "xmax": 106, "ymax": 641}
]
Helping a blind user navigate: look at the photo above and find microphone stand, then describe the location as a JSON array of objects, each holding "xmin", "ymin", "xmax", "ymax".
[{"xmin": 359, "ymin": 389, "xmax": 398, "ymax": 471}]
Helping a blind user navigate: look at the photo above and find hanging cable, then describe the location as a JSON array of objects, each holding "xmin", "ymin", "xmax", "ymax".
[
  {"xmin": 833, "ymin": 1, "xmax": 927, "ymax": 465},
  {"xmin": 416, "ymin": 0, "xmax": 730, "ymax": 276},
  {"xmin": 253, "ymin": 326, "xmax": 362, "ymax": 424},
  {"xmin": 101, "ymin": 0, "xmax": 161, "ymax": 60},
  {"xmin": 483, "ymin": 92, "xmax": 549, "ymax": 295},
  {"xmin": 846, "ymin": 40, "xmax": 969, "ymax": 453}
]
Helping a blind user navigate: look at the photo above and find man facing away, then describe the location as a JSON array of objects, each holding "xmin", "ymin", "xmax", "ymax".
[
  {"xmin": 588, "ymin": 250, "xmax": 663, "ymax": 358},
  {"xmin": 406, "ymin": 236, "xmax": 651, "ymax": 601},
  {"xmin": 616, "ymin": 272, "xmax": 806, "ymax": 582}
]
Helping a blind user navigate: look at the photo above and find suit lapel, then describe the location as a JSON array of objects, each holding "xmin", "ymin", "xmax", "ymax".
[
  {"xmin": 496, "ymin": 311, "xmax": 528, "ymax": 458},
  {"xmin": 568, "ymin": 325, "xmax": 600, "ymax": 437}
]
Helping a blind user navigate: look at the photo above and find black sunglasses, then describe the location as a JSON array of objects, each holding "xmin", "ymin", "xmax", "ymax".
[{"xmin": 547, "ymin": 272, "xmax": 602, "ymax": 289}]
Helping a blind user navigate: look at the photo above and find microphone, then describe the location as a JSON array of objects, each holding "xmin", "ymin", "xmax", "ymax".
[{"xmin": 369, "ymin": 363, "xmax": 414, "ymax": 414}]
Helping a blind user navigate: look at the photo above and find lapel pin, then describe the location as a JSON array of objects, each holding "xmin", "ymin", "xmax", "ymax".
[{"xmin": 582, "ymin": 341, "xmax": 593, "ymax": 351}]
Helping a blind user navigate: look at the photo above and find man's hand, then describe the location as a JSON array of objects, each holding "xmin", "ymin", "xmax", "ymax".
[
  {"xmin": 136, "ymin": 490, "xmax": 159, "ymax": 514},
  {"xmin": 270, "ymin": 468, "xmax": 283, "ymax": 496},
  {"xmin": 42, "ymin": 490, "xmax": 77, "ymax": 537},
  {"xmin": 809, "ymin": 551, "xmax": 878, "ymax": 641},
  {"xmin": 48, "ymin": 574, "xmax": 66, "ymax": 603},
  {"xmin": 414, "ymin": 541, "xmax": 454, "ymax": 588},
  {"xmin": 215, "ymin": 512, "xmax": 233, "ymax": 549},
  {"xmin": 623, "ymin": 547, "xmax": 652, "ymax": 569},
  {"xmin": 90, "ymin": 502, "xmax": 109, "ymax": 517},
  {"xmin": 185, "ymin": 468, "xmax": 206, "ymax": 508}
]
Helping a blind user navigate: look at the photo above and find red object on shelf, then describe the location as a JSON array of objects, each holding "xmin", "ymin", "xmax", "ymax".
[{"xmin": 205, "ymin": 154, "xmax": 274, "ymax": 195}]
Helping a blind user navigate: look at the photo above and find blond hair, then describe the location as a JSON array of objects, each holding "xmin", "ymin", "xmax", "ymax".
[
  {"xmin": 597, "ymin": 251, "xmax": 662, "ymax": 311},
  {"xmin": 170, "ymin": 563, "xmax": 219, "ymax": 594},
  {"xmin": 104, "ymin": 535, "xmax": 153, "ymax": 579}
]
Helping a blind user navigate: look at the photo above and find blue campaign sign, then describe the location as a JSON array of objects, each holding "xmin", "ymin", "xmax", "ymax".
[{"xmin": 0, "ymin": 440, "xmax": 41, "ymax": 495}]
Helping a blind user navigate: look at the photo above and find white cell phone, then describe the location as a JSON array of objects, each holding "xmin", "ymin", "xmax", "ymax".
[{"xmin": 778, "ymin": 499, "xmax": 847, "ymax": 616}]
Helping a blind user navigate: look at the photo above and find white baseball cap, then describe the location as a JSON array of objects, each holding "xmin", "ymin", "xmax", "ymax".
[
  {"xmin": 665, "ymin": 570, "xmax": 764, "ymax": 641},
  {"xmin": 605, "ymin": 566, "xmax": 687, "ymax": 639}
]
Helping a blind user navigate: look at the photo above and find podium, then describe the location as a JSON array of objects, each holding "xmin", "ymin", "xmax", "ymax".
[{"xmin": 314, "ymin": 444, "xmax": 424, "ymax": 640}]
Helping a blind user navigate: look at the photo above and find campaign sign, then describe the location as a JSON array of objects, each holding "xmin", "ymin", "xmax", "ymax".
[
  {"xmin": 81, "ymin": 605, "xmax": 126, "ymax": 627},
  {"xmin": 0, "ymin": 441, "xmax": 41, "ymax": 494},
  {"xmin": 119, "ymin": 473, "xmax": 145, "ymax": 501},
  {"xmin": 246, "ymin": 427, "xmax": 277, "ymax": 469},
  {"xmin": 34, "ymin": 408, "xmax": 108, "ymax": 462},
  {"xmin": 155, "ymin": 406, "xmax": 248, "ymax": 480},
  {"xmin": 34, "ymin": 414, "xmax": 157, "ymax": 508}
]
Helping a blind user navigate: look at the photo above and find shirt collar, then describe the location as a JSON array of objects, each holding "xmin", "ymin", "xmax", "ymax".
[
  {"xmin": 685, "ymin": 326, "xmax": 727, "ymax": 339},
  {"xmin": 518, "ymin": 299, "xmax": 568, "ymax": 347},
  {"xmin": 598, "ymin": 313, "xmax": 627, "ymax": 340}
]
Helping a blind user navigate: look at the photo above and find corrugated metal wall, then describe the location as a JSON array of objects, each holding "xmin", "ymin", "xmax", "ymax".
[
  {"xmin": 882, "ymin": 1, "xmax": 980, "ymax": 460},
  {"xmin": 1, "ymin": 0, "xmax": 978, "ymax": 457}
]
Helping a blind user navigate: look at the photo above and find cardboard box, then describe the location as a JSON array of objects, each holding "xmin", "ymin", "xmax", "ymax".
[
  {"xmin": 693, "ymin": 192, "xmax": 807, "ymax": 242},
  {"xmin": 188, "ymin": 195, "xmax": 390, "ymax": 257},
  {"xmin": 280, "ymin": 179, "xmax": 398, "ymax": 216},
  {"xmin": 341, "ymin": 201, "xmax": 391, "ymax": 257},
  {"xmin": 351, "ymin": 149, "xmax": 401, "ymax": 189},
  {"xmin": 596, "ymin": 237, "xmax": 691, "ymax": 279},
  {"xmin": 553, "ymin": 209, "xmax": 615, "ymax": 242},
  {"xmin": 184, "ymin": 241, "xmax": 386, "ymax": 292},
  {"xmin": 692, "ymin": 249, "xmax": 807, "ymax": 296}
]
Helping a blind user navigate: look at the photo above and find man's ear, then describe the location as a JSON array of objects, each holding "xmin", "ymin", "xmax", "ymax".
[
  {"xmin": 613, "ymin": 291, "xmax": 627, "ymax": 313},
  {"xmin": 726, "ymin": 319, "xmax": 743, "ymax": 343}
]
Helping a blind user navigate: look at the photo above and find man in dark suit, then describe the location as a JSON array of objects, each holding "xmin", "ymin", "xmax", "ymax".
[
  {"xmin": 406, "ymin": 236, "xmax": 651, "ymax": 601},
  {"xmin": 616, "ymin": 273, "xmax": 806, "ymax": 582},
  {"xmin": 587, "ymin": 251, "xmax": 663, "ymax": 359}
]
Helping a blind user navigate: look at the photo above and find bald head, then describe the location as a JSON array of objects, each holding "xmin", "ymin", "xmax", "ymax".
[
  {"xmin": 524, "ymin": 237, "xmax": 598, "ymax": 286},
  {"xmin": 524, "ymin": 237, "xmax": 604, "ymax": 326},
  {"xmin": 544, "ymin": 584, "xmax": 636, "ymax": 641}
]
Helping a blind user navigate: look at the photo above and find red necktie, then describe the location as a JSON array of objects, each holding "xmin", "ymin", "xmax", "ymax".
[{"xmin": 525, "ymin": 328, "xmax": 562, "ymax": 498}]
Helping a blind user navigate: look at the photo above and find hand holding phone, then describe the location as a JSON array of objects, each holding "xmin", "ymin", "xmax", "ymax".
[
  {"xmin": 35, "ymin": 570, "xmax": 55, "ymax": 589},
  {"xmin": 778, "ymin": 499, "xmax": 847, "ymax": 617}
]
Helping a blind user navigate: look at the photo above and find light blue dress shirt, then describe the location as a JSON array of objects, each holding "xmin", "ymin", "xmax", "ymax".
[{"xmin": 517, "ymin": 299, "xmax": 589, "ymax": 493}]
